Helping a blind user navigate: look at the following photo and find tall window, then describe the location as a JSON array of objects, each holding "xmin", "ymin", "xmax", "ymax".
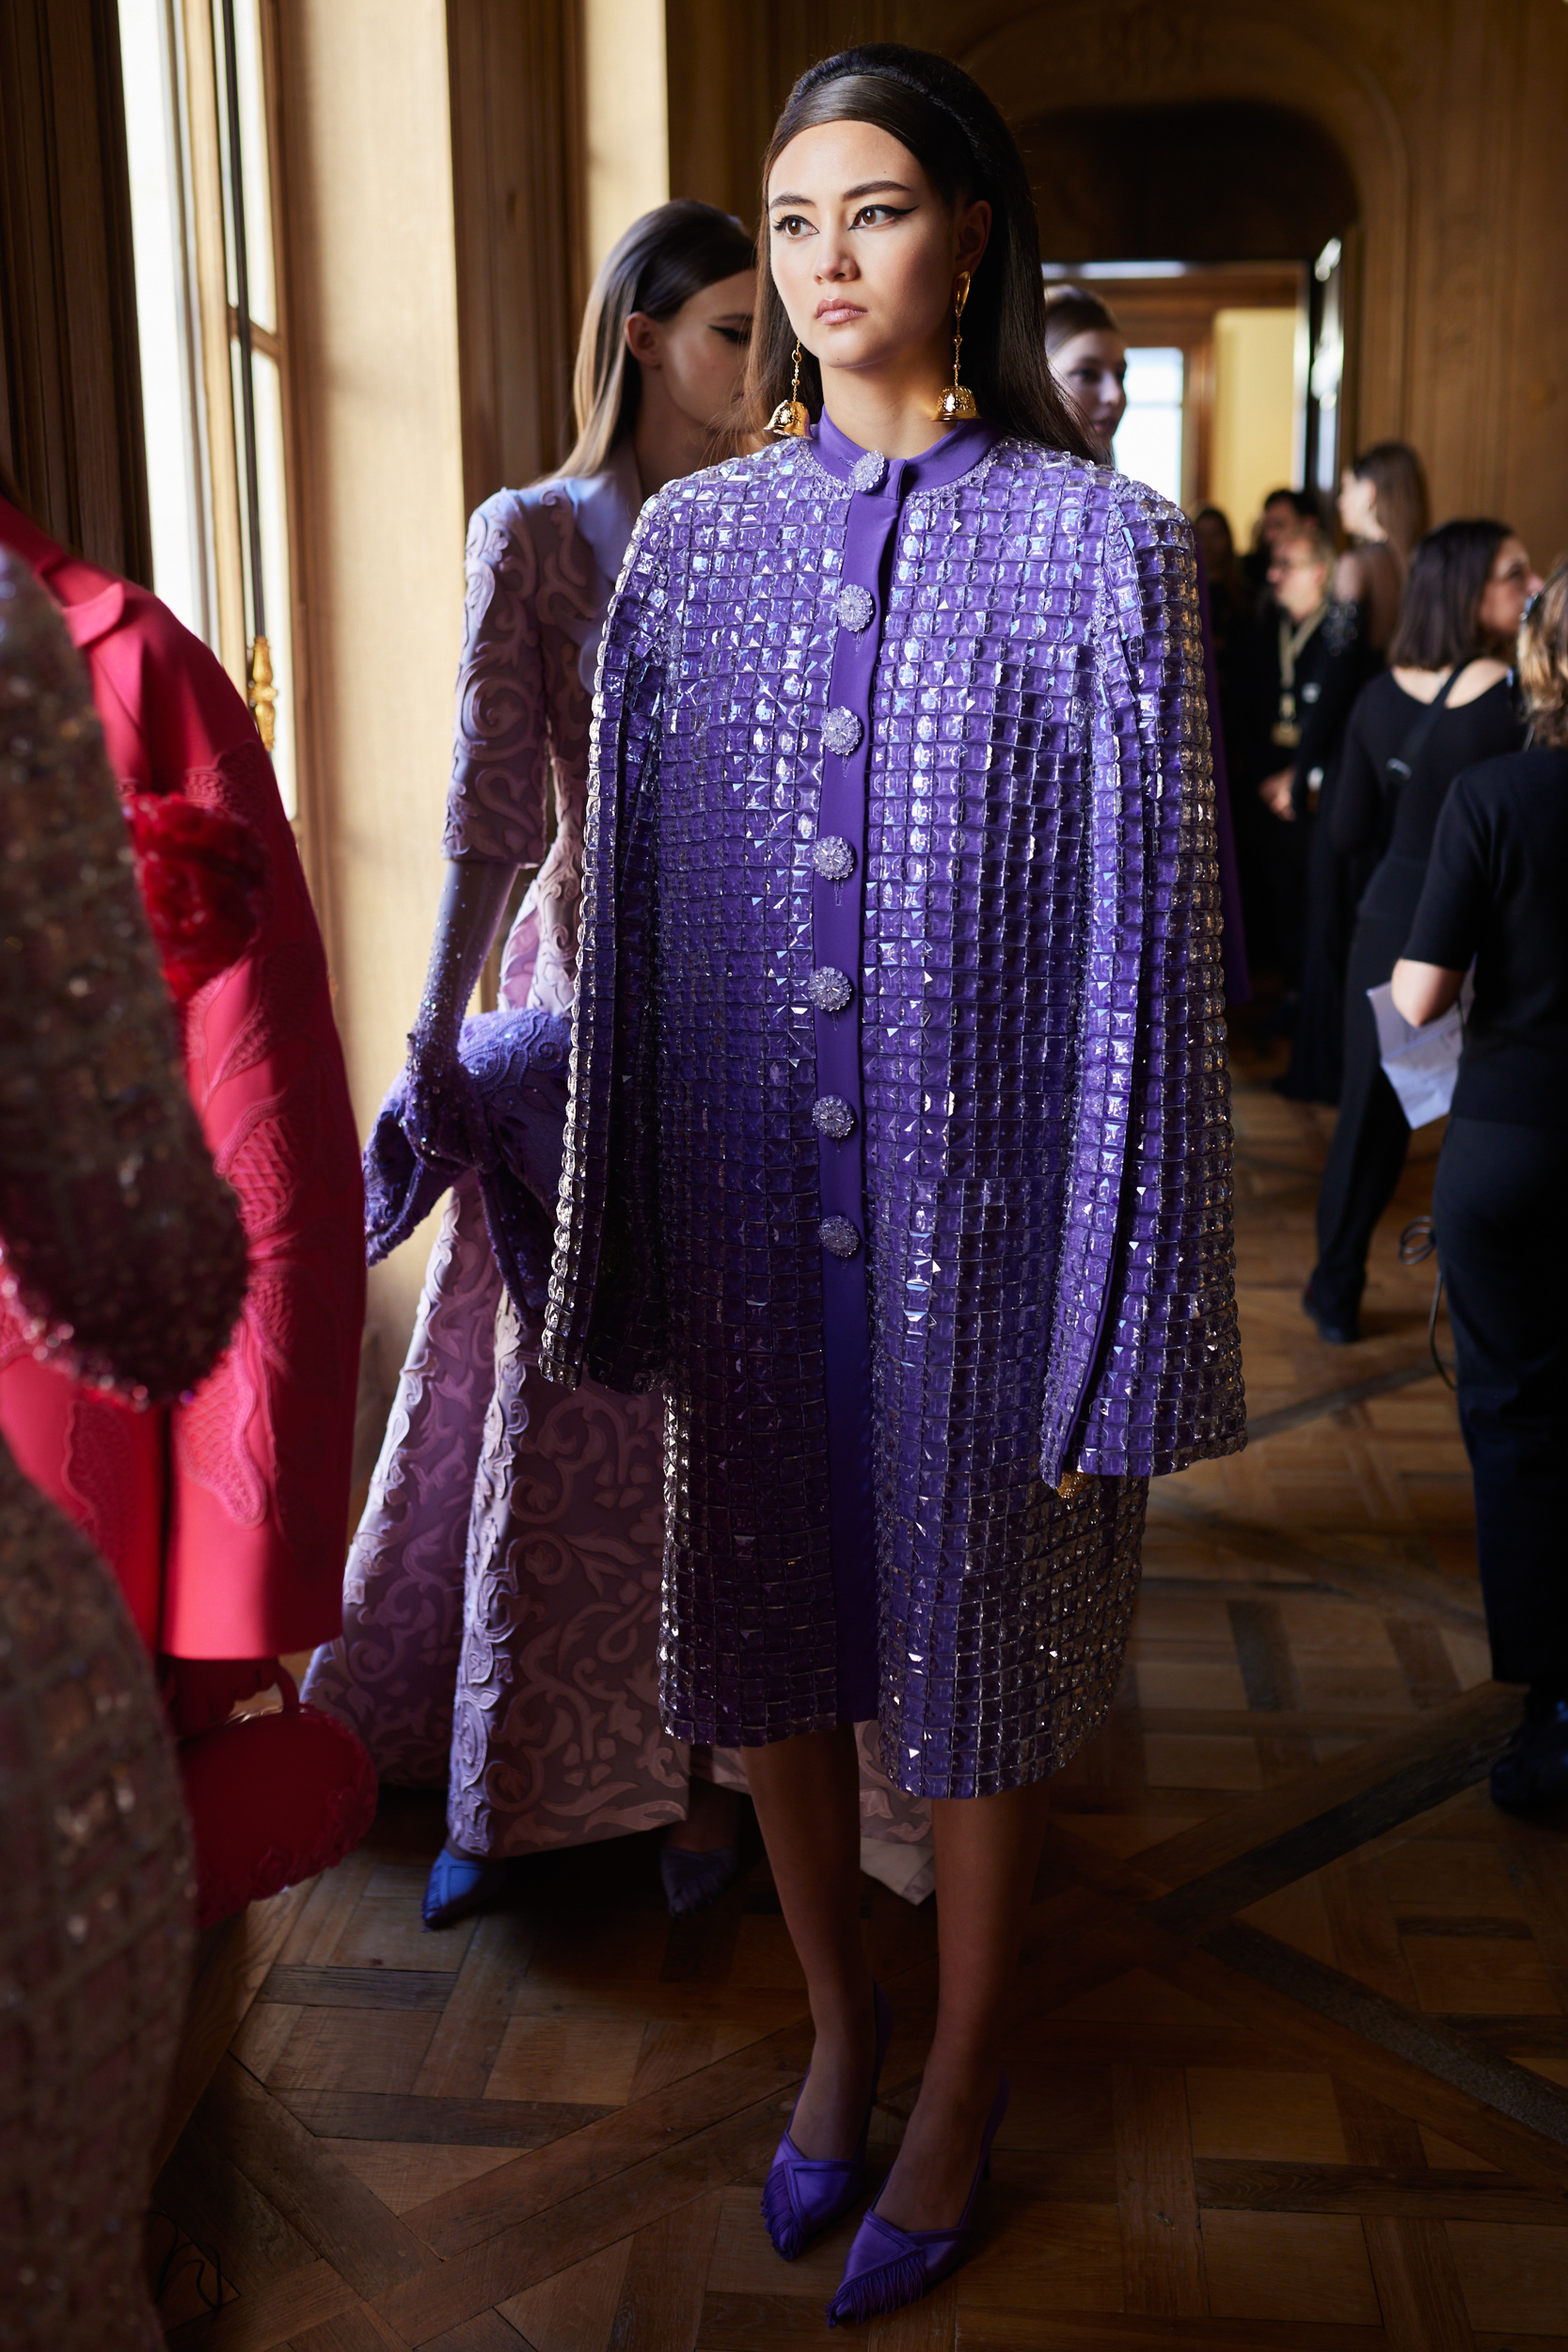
[
  {"xmin": 119, "ymin": 0, "xmax": 299, "ymax": 818},
  {"xmin": 1114, "ymin": 347, "xmax": 1185, "ymax": 508}
]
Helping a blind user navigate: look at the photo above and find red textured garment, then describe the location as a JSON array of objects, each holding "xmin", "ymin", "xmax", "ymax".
[{"xmin": 0, "ymin": 499, "xmax": 365, "ymax": 1658}]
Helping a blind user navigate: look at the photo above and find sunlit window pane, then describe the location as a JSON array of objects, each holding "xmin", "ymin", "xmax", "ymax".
[
  {"xmin": 1114, "ymin": 347, "xmax": 1184, "ymax": 507},
  {"xmin": 253, "ymin": 356, "xmax": 295, "ymax": 817},
  {"xmin": 214, "ymin": 0, "xmax": 276, "ymax": 331}
]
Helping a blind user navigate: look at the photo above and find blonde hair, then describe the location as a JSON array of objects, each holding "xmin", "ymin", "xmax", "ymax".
[{"xmin": 1519, "ymin": 559, "xmax": 1568, "ymax": 748}]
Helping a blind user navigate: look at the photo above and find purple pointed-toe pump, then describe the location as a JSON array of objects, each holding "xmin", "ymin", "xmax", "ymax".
[
  {"xmin": 761, "ymin": 1984, "xmax": 894, "ymax": 2261},
  {"xmin": 824, "ymin": 2071, "xmax": 1009, "ymax": 2327}
]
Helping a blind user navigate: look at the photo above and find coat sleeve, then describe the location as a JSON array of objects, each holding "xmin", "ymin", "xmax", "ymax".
[
  {"xmin": 442, "ymin": 494, "xmax": 552, "ymax": 868},
  {"xmin": 539, "ymin": 494, "xmax": 673, "ymax": 1393},
  {"xmin": 1042, "ymin": 484, "xmax": 1244, "ymax": 1484}
]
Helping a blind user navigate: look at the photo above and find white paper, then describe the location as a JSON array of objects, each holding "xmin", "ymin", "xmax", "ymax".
[{"xmin": 1369, "ymin": 973, "xmax": 1474, "ymax": 1129}]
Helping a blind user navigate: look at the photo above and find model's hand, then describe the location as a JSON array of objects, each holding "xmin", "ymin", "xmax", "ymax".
[{"xmin": 1259, "ymin": 769, "xmax": 1296, "ymax": 820}]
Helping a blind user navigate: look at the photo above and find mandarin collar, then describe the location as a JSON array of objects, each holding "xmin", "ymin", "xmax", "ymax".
[{"xmin": 810, "ymin": 408, "xmax": 999, "ymax": 494}]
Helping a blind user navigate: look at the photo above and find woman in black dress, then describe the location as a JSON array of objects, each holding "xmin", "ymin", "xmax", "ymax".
[
  {"xmin": 1304, "ymin": 521, "xmax": 1539, "ymax": 1343},
  {"xmin": 1393, "ymin": 562, "xmax": 1568, "ymax": 1804}
]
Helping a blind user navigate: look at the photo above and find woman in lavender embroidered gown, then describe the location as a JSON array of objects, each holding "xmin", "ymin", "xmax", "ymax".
[
  {"xmin": 539, "ymin": 49, "xmax": 1244, "ymax": 2323},
  {"xmin": 303, "ymin": 206, "xmax": 769, "ymax": 1925}
]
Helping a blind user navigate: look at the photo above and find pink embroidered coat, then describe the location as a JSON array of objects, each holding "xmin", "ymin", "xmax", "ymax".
[{"xmin": 0, "ymin": 498, "xmax": 365, "ymax": 1663}]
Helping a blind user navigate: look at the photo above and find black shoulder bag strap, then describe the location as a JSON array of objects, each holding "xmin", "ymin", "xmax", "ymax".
[{"xmin": 1386, "ymin": 663, "xmax": 1463, "ymax": 787}]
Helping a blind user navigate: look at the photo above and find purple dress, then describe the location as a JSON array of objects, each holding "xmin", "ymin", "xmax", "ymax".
[
  {"xmin": 543, "ymin": 415, "xmax": 1244, "ymax": 1800},
  {"xmin": 305, "ymin": 448, "xmax": 933, "ymax": 1868}
]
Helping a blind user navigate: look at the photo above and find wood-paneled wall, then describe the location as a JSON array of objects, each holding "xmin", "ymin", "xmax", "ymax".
[
  {"xmin": 666, "ymin": 0, "xmax": 1568, "ymax": 562},
  {"xmin": 0, "ymin": 0, "xmax": 150, "ymax": 578},
  {"xmin": 447, "ymin": 0, "xmax": 586, "ymax": 511}
]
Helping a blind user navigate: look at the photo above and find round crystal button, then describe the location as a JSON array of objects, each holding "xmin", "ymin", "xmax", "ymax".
[
  {"xmin": 812, "ymin": 1094, "xmax": 856, "ymax": 1141},
  {"xmin": 849, "ymin": 451, "xmax": 888, "ymax": 494},
  {"xmin": 822, "ymin": 706, "xmax": 863, "ymax": 757},
  {"xmin": 819, "ymin": 1216, "xmax": 862, "ymax": 1258},
  {"xmin": 807, "ymin": 967, "xmax": 853, "ymax": 1014},
  {"xmin": 813, "ymin": 835, "xmax": 855, "ymax": 882},
  {"xmin": 836, "ymin": 583, "xmax": 875, "ymax": 632}
]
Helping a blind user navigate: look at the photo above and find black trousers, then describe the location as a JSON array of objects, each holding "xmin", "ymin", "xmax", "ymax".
[
  {"xmin": 1433, "ymin": 1117, "xmax": 1568, "ymax": 1685},
  {"xmin": 1309, "ymin": 909, "xmax": 1412, "ymax": 1315}
]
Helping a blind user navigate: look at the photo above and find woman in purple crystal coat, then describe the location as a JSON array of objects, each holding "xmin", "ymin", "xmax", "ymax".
[{"xmin": 541, "ymin": 49, "xmax": 1245, "ymax": 2322}]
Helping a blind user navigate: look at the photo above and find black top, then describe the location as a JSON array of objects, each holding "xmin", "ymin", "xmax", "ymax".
[
  {"xmin": 1403, "ymin": 747, "xmax": 1568, "ymax": 1127},
  {"xmin": 1232, "ymin": 597, "xmax": 1372, "ymax": 799},
  {"xmin": 1331, "ymin": 673, "xmax": 1525, "ymax": 924}
]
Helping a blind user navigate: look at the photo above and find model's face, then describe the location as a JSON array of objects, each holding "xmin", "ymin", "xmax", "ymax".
[
  {"xmin": 1049, "ymin": 328, "xmax": 1127, "ymax": 457},
  {"xmin": 626, "ymin": 269, "xmax": 755, "ymax": 434},
  {"xmin": 1269, "ymin": 533, "xmax": 1329, "ymax": 622},
  {"xmin": 767, "ymin": 120, "xmax": 990, "ymax": 395},
  {"xmin": 1338, "ymin": 469, "xmax": 1379, "ymax": 538},
  {"xmin": 1477, "ymin": 533, "xmax": 1543, "ymax": 648}
]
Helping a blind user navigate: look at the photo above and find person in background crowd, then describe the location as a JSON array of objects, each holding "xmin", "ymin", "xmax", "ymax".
[
  {"xmin": 1278, "ymin": 445, "xmax": 1430, "ymax": 1105},
  {"xmin": 1043, "ymin": 282, "xmax": 1125, "ymax": 460},
  {"xmin": 1304, "ymin": 519, "xmax": 1537, "ymax": 1343},
  {"xmin": 1336, "ymin": 439, "xmax": 1429, "ymax": 653},
  {"xmin": 1243, "ymin": 486, "xmax": 1323, "ymax": 598},
  {"xmin": 1195, "ymin": 503, "xmax": 1252, "ymax": 717},
  {"xmin": 1392, "ymin": 562, "xmax": 1568, "ymax": 1805},
  {"xmin": 1234, "ymin": 515, "xmax": 1366, "ymax": 997}
]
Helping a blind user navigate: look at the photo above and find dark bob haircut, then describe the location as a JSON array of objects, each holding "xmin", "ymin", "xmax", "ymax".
[
  {"xmin": 745, "ymin": 44, "xmax": 1094, "ymax": 457},
  {"xmin": 1387, "ymin": 518, "xmax": 1512, "ymax": 670},
  {"xmin": 561, "ymin": 201, "xmax": 754, "ymax": 479}
]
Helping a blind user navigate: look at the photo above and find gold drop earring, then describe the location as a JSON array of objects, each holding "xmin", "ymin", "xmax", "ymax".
[
  {"xmin": 936, "ymin": 271, "xmax": 977, "ymax": 422},
  {"xmin": 768, "ymin": 340, "xmax": 811, "ymax": 437}
]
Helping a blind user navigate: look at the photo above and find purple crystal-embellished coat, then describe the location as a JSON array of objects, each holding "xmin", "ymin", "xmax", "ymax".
[{"xmin": 543, "ymin": 415, "xmax": 1244, "ymax": 1801}]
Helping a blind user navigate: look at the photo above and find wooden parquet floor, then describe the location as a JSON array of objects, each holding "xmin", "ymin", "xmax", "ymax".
[{"xmin": 150, "ymin": 1039, "xmax": 1568, "ymax": 2350}]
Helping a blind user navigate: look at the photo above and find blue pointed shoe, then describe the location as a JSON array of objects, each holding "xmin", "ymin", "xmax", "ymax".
[
  {"xmin": 421, "ymin": 1846, "xmax": 512, "ymax": 1929},
  {"xmin": 761, "ymin": 1984, "xmax": 894, "ymax": 2260},
  {"xmin": 825, "ymin": 2071, "xmax": 1009, "ymax": 2326}
]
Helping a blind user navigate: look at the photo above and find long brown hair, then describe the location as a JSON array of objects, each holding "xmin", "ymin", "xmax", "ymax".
[
  {"xmin": 1351, "ymin": 440, "xmax": 1429, "ymax": 566},
  {"xmin": 1387, "ymin": 519, "xmax": 1511, "ymax": 669},
  {"xmin": 745, "ymin": 45, "xmax": 1093, "ymax": 457},
  {"xmin": 559, "ymin": 201, "xmax": 754, "ymax": 480}
]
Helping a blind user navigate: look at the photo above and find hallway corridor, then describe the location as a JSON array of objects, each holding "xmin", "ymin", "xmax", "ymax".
[{"xmin": 150, "ymin": 1042, "xmax": 1568, "ymax": 2350}]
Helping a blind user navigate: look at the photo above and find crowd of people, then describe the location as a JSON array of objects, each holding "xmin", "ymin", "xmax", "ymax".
[{"xmin": 0, "ymin": 35, "xmax": 1560, "ymax": 2345}]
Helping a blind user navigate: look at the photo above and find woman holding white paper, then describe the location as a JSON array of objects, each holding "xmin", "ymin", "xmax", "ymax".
[
  {"xmin": 1304, "ymin": 521, "xmax": 1536, "ymax": 1343},
  {"xmin": 1394, "ymin": 563, "xmax": 1568, "ymax": 1810}
]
